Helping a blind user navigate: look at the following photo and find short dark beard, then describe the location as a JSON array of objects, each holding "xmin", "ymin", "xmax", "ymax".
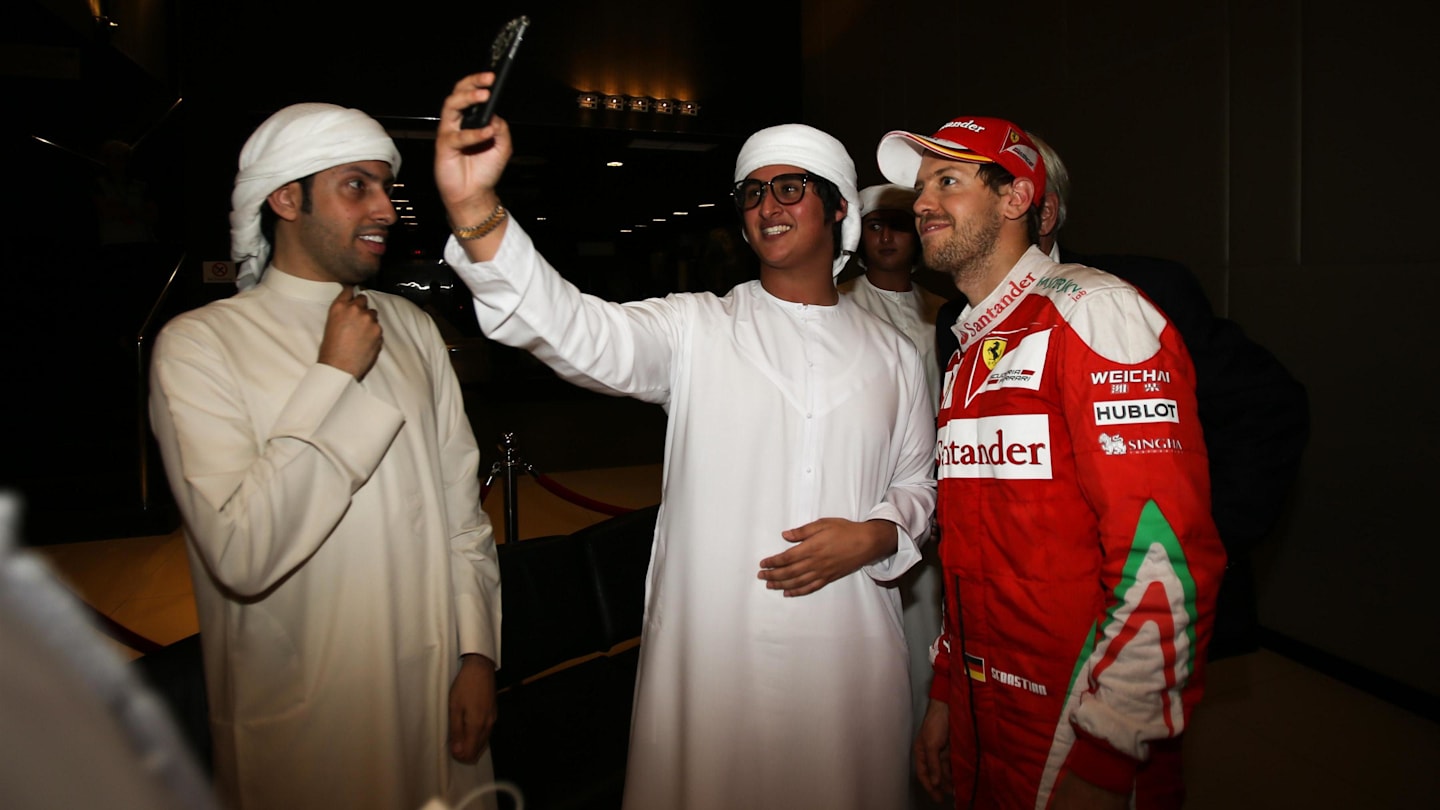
[{"xmin": 923, "ymin": 206, "xmax": 1001, "ymax": 289}]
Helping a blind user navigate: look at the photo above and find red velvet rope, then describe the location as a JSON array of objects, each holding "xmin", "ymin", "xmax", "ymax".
[
  {"xmin": 481, "ymin": 469, "xmax": 636, "ymax": 516},
  {"xmin": 529, "ymin": 472, "xmax": 635, "ymax": 516}
]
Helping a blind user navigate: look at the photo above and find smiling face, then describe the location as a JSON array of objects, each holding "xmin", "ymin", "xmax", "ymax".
[
  {"xmin": 740, "ymin": 163, "xmax": 842, "ymax": 275},
  {"xmin": 279, "ymin": 160, "xmax": 396, "ymax": 285},
  {"xmin": 912, "ymin": 156, "xmax": 1004, "ymax": 289}
]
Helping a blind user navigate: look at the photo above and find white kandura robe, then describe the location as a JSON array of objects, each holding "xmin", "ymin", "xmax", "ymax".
[
  {"xmin": 447, "ymin": 224, "xmax": 937, "ymax": 810},
  {"xmin": 148, "ymin": 267, "xmax": 502, "ymax": 810},
  {"xmin": 837, "ymin": 275, "xmax": 946, "ymax": 404},
  {"xmin": 838, "ymin": 273, "xmax": 947, "ymax": 808}
]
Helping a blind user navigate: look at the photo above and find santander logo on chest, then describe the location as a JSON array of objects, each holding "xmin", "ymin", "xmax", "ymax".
[
  {"xmin": 936, "ymin": 414, "xmax": 1052, "ymax": 480},
  {"xmin": 937, "ymin": 308, "xmax": 1057, "ymax": 481}
]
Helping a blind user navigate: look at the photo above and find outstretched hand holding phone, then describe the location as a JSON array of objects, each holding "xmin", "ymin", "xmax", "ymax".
[
  {"xmin": 436, "ymin": 73, "xmax": 514, "ymax": 263},
  {"xmin": 440, "ymin": 16, "xmax": 528, "ymax": 261},
  {"xmin": 460, "ymin": 15, "xmax": 529, "ymax": 129}
]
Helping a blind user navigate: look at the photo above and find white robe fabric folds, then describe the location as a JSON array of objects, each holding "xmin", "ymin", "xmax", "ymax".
[
  {"xmin": 838, "ymin": 275, "xmax": 947, "ymax": 403},
  {"xmin": 447, "ymin": 224, "xmax": 936, "ymax": 810},
  {"xmin": 148, "ymin": 268, "xmax": 501, "ymax": 810},
  {"xmin": 838, "ymin": 273, "xmax": 949, "ymax": 808}
]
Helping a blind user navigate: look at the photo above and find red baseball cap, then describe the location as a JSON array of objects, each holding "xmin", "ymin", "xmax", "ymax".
[{"xmin": 877, "ymin": 116, "xmax": 1046, "ymax": 202}]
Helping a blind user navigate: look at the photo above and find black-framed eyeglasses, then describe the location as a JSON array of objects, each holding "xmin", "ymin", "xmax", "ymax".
[{"xmin": 731, "ymin": 173, "xmax": 812, "ymax": 211}]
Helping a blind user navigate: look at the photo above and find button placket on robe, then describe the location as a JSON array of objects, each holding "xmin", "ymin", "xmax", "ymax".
[{"xmin": 796, "ymin": 306, "xmax": 820, "ymax": 513}]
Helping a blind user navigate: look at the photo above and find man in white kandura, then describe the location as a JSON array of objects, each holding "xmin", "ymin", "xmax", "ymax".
[
  {"xmin": 148, "ymin": 103, "xmax": 502, "ymax": 810},
  {"xmin": 434, "ymin": 73, "xmax": 936, "ymax": 810}
]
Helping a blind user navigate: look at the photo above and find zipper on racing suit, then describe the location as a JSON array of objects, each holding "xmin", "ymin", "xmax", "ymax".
[{"xmin": 951, "ymin": 571, "xmax": 981, "ymax": 809}]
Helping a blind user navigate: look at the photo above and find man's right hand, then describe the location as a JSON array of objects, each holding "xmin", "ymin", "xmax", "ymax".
[
  {"xmin": 914, "ymin": 698, "xmax": 953, "ymax": 803},
  {"xmin": 435, "ymin": 72, "xmax": 513, "ymax": 263},
  {"xmin": 318, "ymin": 287, "xmax": 382, "ymax": 380}
]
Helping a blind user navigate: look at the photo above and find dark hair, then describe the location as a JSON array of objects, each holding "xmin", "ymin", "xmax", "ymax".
[
  {"xmin": 258, "ymin": 173, "xmax": 316, "ymax": 250},
  {"xmin": 976, "ymin": 163, "xmax": 1042, "ymax": 245},
  {"xmin": 808, "ymin": 174, "xmax": 846, "ymax": 259}
]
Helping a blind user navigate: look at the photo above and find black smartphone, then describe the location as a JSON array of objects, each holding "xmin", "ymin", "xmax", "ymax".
[{"xmin": 461, "ymin": 15, "xmax": 531, "ymax": 129}]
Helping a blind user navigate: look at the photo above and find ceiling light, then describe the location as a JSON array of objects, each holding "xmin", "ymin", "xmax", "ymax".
[
  {"xmin": 606, "ymin": 161, "xmax": 624, "ymax": 168},
  {"xmin": 576, "ymin": 96, "xmax": 700, "ymax": 117}
]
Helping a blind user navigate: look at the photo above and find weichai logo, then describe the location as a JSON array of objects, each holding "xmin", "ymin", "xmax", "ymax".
[
  {"xmin": 1090, "ymin": 369, "xmax": 1172, "ymax": 386},
  {"xmin": 936, "ymin": 414, "xmax": 1052, "ymax": 480}
]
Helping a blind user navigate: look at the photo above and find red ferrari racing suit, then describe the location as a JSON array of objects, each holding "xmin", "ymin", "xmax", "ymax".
[{"xmin": 932, "ymin": 247, "xmax": 1226, "ymax": 809}]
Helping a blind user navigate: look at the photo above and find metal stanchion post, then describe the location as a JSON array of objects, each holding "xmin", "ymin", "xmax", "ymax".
[
  {"xmin": 501, "ymin": 432, "xmax": 521, "ymax": 542},
  {"xmin": 482, "ymin": 431, "xmax": 634, "ymax": 540},
  {"xmin": 481, "ymin": 432, "xmax": 526, "ymax": 542}
]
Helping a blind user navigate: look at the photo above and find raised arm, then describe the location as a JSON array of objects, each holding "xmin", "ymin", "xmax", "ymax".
[
  {"xmin": 433, "ymin": 73, "xmax": 679, "ymax": 402},
  {"xmin": 434, "ymin": 73, "xmax": 513, "ymax": 266}
]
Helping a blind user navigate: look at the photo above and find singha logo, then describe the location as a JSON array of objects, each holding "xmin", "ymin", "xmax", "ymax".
[{"xmin": 1099, "ymin": 433, "xmax": 1127, "ymax": 455}]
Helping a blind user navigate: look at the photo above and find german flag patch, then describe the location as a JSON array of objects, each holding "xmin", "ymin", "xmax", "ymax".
[{"xmin": 964, "ymin": 653, "xmax": 986, "ymax": 683}]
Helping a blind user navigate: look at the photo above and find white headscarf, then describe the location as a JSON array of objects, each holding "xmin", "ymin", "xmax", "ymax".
[
  {"xmin": 859, "ymin": 183, "xmax": 917, "ymax": 216},
  {"xmin": 856, "ymin": 184, "xmax": 919, "ymax": 271},
  {"xmin": 733, "ymin": 124, "xmax": 860, "ymax": 277},
  {"xmin": 230, "ymin": 103, "xmax": 402, "ymax": 290}
]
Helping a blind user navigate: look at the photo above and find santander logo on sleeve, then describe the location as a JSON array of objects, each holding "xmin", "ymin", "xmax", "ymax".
[{"xmin": 936, "ymin": 414, "xmax": 1053, "ymax": 480}]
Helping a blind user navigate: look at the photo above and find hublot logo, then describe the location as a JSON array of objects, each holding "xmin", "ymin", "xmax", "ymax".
[{"xmin": 1093, "ymin": 398, "xmax": 1180, "ymax": 426}]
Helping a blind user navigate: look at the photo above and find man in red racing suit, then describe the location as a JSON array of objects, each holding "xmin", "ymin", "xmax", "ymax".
[{"xmin": 878, "ymin": 117, "xmax": 1226, "ymax": 809}]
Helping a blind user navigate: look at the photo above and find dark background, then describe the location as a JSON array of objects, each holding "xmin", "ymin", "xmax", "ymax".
[
  {"xmin": 2, "ymin": 0, "xmax": 814, "ymax": 543},
  {"xmin": 3, "ymin": 0, "xmax": 1439, "ymax": 708}
]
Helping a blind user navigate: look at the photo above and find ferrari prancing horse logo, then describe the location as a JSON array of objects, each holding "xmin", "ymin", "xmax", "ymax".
[{"xmin": 982, "ymin": 338, "xmax": 1008, "ymax": 370}]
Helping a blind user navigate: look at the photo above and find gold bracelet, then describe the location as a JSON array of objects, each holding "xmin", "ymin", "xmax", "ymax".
[{"xmin": 453, "ymin": 204, "xmax": 507, "ymax": 240}]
